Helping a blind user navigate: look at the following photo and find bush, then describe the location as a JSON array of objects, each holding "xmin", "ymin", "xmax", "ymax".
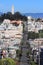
[
  {"xmin": 27, "ymin": 32, "xmax": 39, "ymax": 39},
  {"xmin": 0, "ymin": 58, "xmax": 16, "ymax": 65},
  {"xmin": 31, "ymin": 61, "xmax": 37, "ymax": 65},
  {"xmin": 16, "ymin": 50, "xmax": 22, "ymax": 57}
]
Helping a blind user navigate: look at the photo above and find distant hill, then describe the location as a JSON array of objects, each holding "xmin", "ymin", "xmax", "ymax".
[
  {"xmin": 23, "ymin": 13, "xmax": 43, "ymax": 18},
  {"xmin": 0, "ymin": 12, "xmax": 3, "ymax": 15}
]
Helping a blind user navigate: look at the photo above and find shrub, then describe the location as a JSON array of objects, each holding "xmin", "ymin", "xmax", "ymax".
[
  {"xmin": 0, "ymin": 58, "xmax": 16, "ymax": 65},
  {"xmin": 27, "ymin": 32, "xmax": 39, "ymax": 39},
  {"xmin": 31, "ymin": 61, "xmax": 37, "ymax": 65}
]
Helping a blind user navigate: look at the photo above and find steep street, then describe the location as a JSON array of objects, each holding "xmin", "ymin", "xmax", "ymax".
[{"xmin": 20, "ymin": 21, "xmax": 30, "ymax": 65}]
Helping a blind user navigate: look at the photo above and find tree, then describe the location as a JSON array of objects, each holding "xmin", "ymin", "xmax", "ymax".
[
  {"xmin": 39, "ymin": 30, "xmax": 43, "ymax": 38},
  {"xmin": 0, "ymin": 58, "xmax": 16, "ymax": 65},
  {"xmin": 22, "ymin": 15, "xmax": 28, "ymax": 21},
  {"xmin": 27, "ymin": 32, "xmax": 39, "ymax": 39},
  {"xmin": 0, "ymin": 11, "xmax": 28, "ymax": 23},
  {"xmin": 36, "ymin": 18, "xmax": 41, "ymax": 22}
]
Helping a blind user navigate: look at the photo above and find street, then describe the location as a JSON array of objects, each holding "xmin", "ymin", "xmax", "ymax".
[{"xmin": 20, "ymin": 21, "xmax": 30, "ymax": 65}]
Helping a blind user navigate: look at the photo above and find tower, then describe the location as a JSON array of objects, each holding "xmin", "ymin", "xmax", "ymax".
[{"xmin": 11, "ymin": 5, "xmax": 14, "ymax": 14}]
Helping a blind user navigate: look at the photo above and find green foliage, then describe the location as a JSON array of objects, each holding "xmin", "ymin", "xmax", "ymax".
[
  {"xmin": 16, "ymin": 49, "xmax": 22, "ymax": 61},
  {"xmin": 16, "ymin": 50, "xmax": 22, "ymax": 56},
  {"xmin": 36, "ymin": 18, "xmax": 41, "ymax": 22},
  {"xmin": 0, "ymin": 12, "xmax": 28, "ymax": 22},
  {"xmin": 0, "ymin": 58, "xmax": 16, "ymax": 65},
  {"xmin": 31, "ymin": 61, "xmax": 37, "ymax": 65},
  {"xmin": 39, "ymin": 33, "xmax": 43, "ymax": 38},
  {"xmin": 22, "ymin": 15, "xmax": 28, "ymax": 21},
  {"xmin": 27, "ymin": 32, "xmax": 39, "ymax": 39},
  {"xmin": 39, "ymin": 30, "xmax": 43, "ymax": 33},
  {"xmin": 39, "ymin": 30, "xmax": 43, "ymax": 38}
]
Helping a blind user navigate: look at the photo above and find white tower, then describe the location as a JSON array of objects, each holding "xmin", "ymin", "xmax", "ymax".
[{"xmin": 12, "ymin": 5, "xmax": 14, "ymax": 14}]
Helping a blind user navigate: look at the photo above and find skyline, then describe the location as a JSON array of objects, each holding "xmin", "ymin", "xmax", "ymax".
[{"xmin": 0, "ymin": 0, "xmax": 43, "ymax": 13}]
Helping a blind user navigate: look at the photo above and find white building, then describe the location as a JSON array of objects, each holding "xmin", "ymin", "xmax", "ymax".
[
  {"xmin": 0, "ymin": 19, "xmax": 23, "ymax": 51},
  {"xmin": 27, "ymin": 17, "xmax": 43, "ymax": 32}
]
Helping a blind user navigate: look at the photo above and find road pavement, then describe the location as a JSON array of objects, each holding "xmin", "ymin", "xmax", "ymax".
[{"xmin": 20, "ymin": 21, "xmax": 30, "ymax": 65}]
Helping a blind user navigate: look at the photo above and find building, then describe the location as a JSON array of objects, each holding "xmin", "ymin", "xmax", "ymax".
[
  {"xmin": 27, "ymin": 17, "xmax": 43, "ymax": 32},
  {"xmin": 0, "ymin": 19, "xmax": 23, "ymax": 58}
]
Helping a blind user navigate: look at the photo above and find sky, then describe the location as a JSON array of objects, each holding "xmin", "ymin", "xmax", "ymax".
[{"xmin": 0, "ymin": 0, "xmax": 43, "ymax": 13}]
